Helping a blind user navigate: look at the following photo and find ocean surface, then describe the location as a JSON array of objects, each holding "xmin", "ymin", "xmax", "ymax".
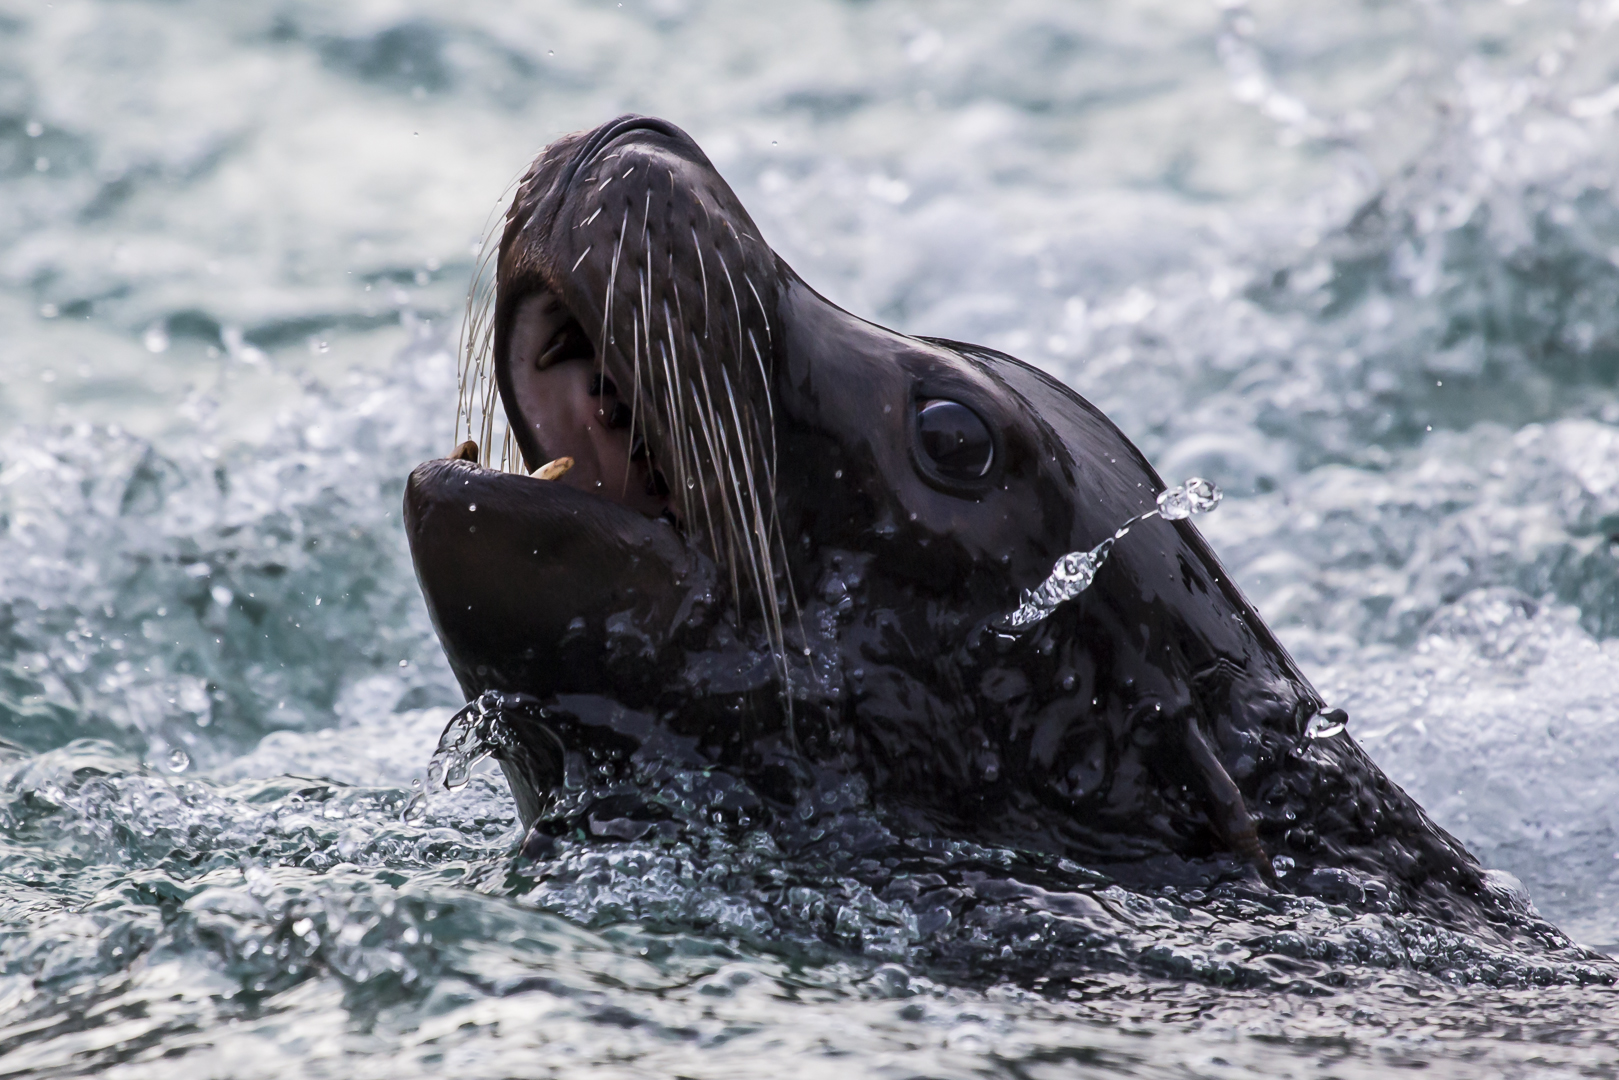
[{"xmin": 5, "ymin": 1, "xmax": 1619, "ymax": 1075}]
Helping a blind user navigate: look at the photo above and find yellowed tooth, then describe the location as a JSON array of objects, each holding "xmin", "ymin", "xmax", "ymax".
[{"xmin": 531, "ymin": 456, "xmax": 574, "ymax": 481}]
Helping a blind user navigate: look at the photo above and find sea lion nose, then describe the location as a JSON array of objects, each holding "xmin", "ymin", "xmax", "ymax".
[{"xmin": 561, "ymin": 114, "xmax": 694, "ymax": 190}]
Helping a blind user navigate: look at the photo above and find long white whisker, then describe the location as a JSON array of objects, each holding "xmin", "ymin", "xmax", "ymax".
[
  {"xmin": 715, "ymin": 251, "xmax": 746, "ymax": 374},
  {"xmin": 691, "ymin": 227, "xmax": 710, "ymax": 340},
  {"xmin": 722, "ymin": 366, "xmax": 785, "ymax": 664},
  {"xmin": 743, "ymin": 272, "xmax": 771, "ymax": 344},
  {"xmin": 688, "ymin": 416, "xmax": 730, "ymax": 587},
  {"xmin": 598, "ymin": 208, "xmax": 630, "ymax": 372},
  {"xmin": 691, "ymin": 366, "xmax": 749, "ymax": 610}
]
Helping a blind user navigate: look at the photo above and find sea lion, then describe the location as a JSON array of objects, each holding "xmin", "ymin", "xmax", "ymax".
[{"xmin": 404, "ymin": 115, "xmax": 1492, "ymax": 921}]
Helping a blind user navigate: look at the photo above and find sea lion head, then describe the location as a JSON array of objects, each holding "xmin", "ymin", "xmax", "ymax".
[{"xmin": 405, "ymin": 116, "xmax": 1482, "ymax": 899}]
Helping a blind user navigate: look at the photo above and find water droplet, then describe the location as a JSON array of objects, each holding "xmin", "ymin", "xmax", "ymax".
[
  {"xmin": 468, "ymin": 503, "xmax": 477, "ymax": 512},
  {"xmin": 997, "ymin": 476, "xmax": 1222, "ymax": 630},
  {"xmin": 997, "ymin": 544, "xmax": 1110, "ymax": 630},
  {"xmin": 167, "ymin": 748, "xmax": 190, "ymax": 772},
  {"xmin": 1272, "ymin": 855, "xmax": 1295, "ymax": 878},
  {"xmin": 1156, "ymin": 477, "xmax": 1221, "ymax": 520},
  {"xmin": 142, "ymin": 322, "xmax": 170, "ymax": 354},
  {"xmin": 1306, "ymin": 708, "xmax": 1348, "ymax": 739}
]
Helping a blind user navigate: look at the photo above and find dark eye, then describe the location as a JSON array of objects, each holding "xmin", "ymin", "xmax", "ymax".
[{"xmin": 915, "ymin": 399, "xmax": 994, "ymax": 482}]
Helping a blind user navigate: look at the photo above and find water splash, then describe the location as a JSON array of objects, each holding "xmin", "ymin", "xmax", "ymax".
[
  {"xmin": 997, "ymin": 478, "xmax": 1222, "ymax": 631},
  {"xmin": 401, "ymin": 691, "xmax": 515, "ymax": 822}
]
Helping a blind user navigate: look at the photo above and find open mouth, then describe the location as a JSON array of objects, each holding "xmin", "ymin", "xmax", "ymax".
[{"xmin": 499, "ymin": 288, "xmax": 676, "ymax": 525}]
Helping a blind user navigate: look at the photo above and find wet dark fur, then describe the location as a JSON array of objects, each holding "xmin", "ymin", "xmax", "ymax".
[{"xmin": 407, "ymin": 116, "xmax": 1506, "ymax": 928}]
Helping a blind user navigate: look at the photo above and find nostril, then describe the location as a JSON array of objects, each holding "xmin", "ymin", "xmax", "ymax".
[
  {"xmin": 587, "ymin": 372, "xmax": 617, "ymax": 397},
  {"xmin": 604, "ymin": 402, "xmax": 633, "ymax": 429}
]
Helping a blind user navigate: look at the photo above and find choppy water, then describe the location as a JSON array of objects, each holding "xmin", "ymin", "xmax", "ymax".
[{"xmin": 6, "ymin": 0, "xmax": 1619, "ymax": 1075}]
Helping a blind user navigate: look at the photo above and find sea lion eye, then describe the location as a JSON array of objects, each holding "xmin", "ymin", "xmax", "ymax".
[{"xmin": 915, "ymin": 399, "xmax": 994, "ymax": 482}]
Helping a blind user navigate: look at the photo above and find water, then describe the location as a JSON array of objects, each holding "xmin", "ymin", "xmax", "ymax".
[
  {"xmin": 999, "ymin": 477, "xmax": 1222, "ymax": 630},
  {"xmin": 5, "ymin": 0, "xmax": 1619, "ymax": 1074}
]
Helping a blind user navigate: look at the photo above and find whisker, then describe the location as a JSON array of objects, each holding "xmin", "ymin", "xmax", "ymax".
[
  {"xmin": 457, "ymin": 157, "xmax": 533, "ymax": 472},
  {"xmin": 743, "ymin": 271, "xmax": 772, "ymax": 344},
  {"xmin": 691, "ymin": 227, "xmax": 710, "ymax": 340},
  {"xmin": 715, "ymin": 251, "xmax": 746, "ymax": 372},
  {"xmin": 687, "ymin": 426, "xmax": 726, "ymax": 580},
  {"xmin": 722, "ymin": 365, "xmax": 786, "ymax": 664},
  {"xmin": 690, "ymin": 366, "xmax": 748, "ymax": 610},
  {"xmin": 598, "ymin": 208, "xmax": 630, "ymax": 380}
]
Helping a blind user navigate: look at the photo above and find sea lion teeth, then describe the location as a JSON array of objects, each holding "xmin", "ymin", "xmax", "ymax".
[{"xmin": 530, "ymin": 456, "xmax": 574, "ymax": 481}]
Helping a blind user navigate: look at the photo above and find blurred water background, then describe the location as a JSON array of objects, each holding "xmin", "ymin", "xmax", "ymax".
[{"xmin": 5, "ymin": 0, "xmax": 1619, "ymax": 1075}]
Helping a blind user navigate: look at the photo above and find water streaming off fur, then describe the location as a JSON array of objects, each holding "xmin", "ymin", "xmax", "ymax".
[{"xmin": 6, "ymin": 1, "xmax": 1619, "ymax": 1075}]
